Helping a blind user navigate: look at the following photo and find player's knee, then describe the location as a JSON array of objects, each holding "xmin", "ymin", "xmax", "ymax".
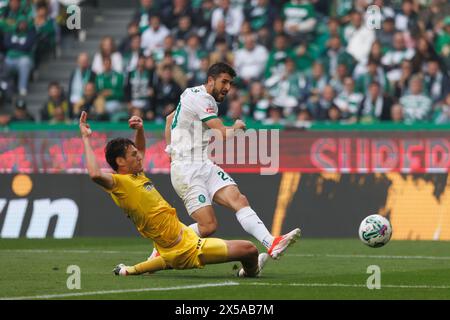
[
  {"xmin": 199, "ymin": 221, "xmax": 218, "ymax": 237},
  {"xmin": 244, "ymin": 241, "xmax": 258, "ymax": 258}
]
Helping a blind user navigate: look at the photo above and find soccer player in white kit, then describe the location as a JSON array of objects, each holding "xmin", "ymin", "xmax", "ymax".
[{"xmin": 164, "ymin": 63, "xmax": 300, "ymax": 259}]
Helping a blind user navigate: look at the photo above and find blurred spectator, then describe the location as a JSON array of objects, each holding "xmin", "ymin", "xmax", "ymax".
[
  {"xmin": 423, "ymin": 59, "xmax": 450, "ymax": 103},
  {"xmin": 265, "ymin": 57, "xmax": 307, "ymax": 116},
  {"xmin": 49, "ymin": 105, "xmax": 71, "ymax": 124},
  {"xmin": 433, "ymin": 92, "xmax": 450, "ymax": 124},
  {"xmin": 358, "ymin": 81, "xmax": 393, "ymax": 123},
  {"xmin": 0, "ymin": 0, "xmax": 30, "ymax": 34},
  {"xmin": 282, "ymin": 0, "xmax": 317, "ymax": 44},
  {"xmin": 205, "ymin": 18, "xmax": 233, "ymax": 51},
  {"xmin": 327, "ymin": 104, "xmax": 342, "ymax": 123},
  {"xmin": 399, "ymin": 75, "xmax": 432, "ymax": 122},
  {"xmin": 381, "ymin": 32, "xmax": 415, "ymax": 83},
  {"xmin": 306, "ymin": 61, "xmax": 329, "ymax": 97},
  {"xmin": 376, "ymin": 17, "xmax": 396, "ymax": 52},
  {"xmin": 41, "ymin": 81, "xmax": 70, "ymax": 121},
  {"xmin": 68, "ymin": 52, "xmax": 96, "ymax": 107},
  {"xmin": 132, "ymin": 0, "xmax": 159, "ymax": 32},
  {"xmin": 92, "ymin": 36, "xmax": 123, "ymax": 74},
  {"xmin": 193, "ymin": 0, "xmax": 214, "ymax": 39},
  {"xmin": 224, "ymin": 98, "xmax": 247, "ymax": 122},
  {"xmin": 153, "ymin": 64, "xmax": 182, "ymax": 120},
  {"xmin": 395, "ymin": 0, "xmax": 419, "ymax": 33},
  {"xmin": 162, "ymin": 0, "xmax": 194, "ymax": 30},
  {"xmin": 152, "ymin": 35, "xmax": 186, "ymax": 71},
  {"xmin": 307, "ymin": 85, "xmax": 336, "ymax": 120},
  {"xmin": 211, "ymin": 0, "xmax": 244, "ymax": 37},
  {"xmin": 234, "ymin": 33, "xmax": 268, "ymax": 84},
  {"xmin": 329, "ymin": 62, "xmax": 349, "ymax": 93},
  {"xmin": 315, "ymin": 17, "xmax": 343, "ymax": 56},
  {"xmin": 263, "ymin": 105, "xmax": 286, "ymax": 125},
  {"xmin": 9, "ymin": 98, "xmax": 34, "ymax": 122},
  {"xmin": 119, "ymin": 21, "xmax": 140, "ymax": 55},
  {"xmin": 208, "ymin": 37, "xmax": 234, "ymax": 65},
  {"xmin": 294, "ymin": 108, "xmax": 313, "ymax": 127},
  {"xmin": 355, "ymin": 59, "xmax": 389, "ymax": 95},
  {"xmin": 95, "ymin": 56, "xmax": 125, "ymax": 114},
  {"xmin": 264, "ymin": 33, "xmax": 295, "ymax": 79},
  {"xmin": 334, "ymin": 77, "xmax": 363, "ymax": 120},
  {"xmin": 321, "ymin": 35, "xmax": 355, "ymax": 78},
  {"xmin": 141, "ymin": 15, "xmax": 170, "ymax": 57},
  {"xmin": 244, "ymin": 0, "xmax": 278, "ymax": 32},
  {"xmin": 244, "ymin": 80, "xmax": 270, "ymax": 121},
  {"xmin": 393, "ymin": 59, "xmax": 414, "ymax": 98},
  {"xmin": 34, "ymin": 1, "xmax": 57, "ymax": 64},
  {"xmin": 188, "ymin": 55, "xmax": 209, "ymax": 87},
  {"xmin": 4, "ymin": 18, "xmax": 36, "ymax": 96},
  {"xmin": 185, "ymin": 34, "xmax": 207, "ymax": 77},
  {"xmin": 72, "ymin": 81, "xmax": 108, "ymax": 121},
  {"xmin": 235, "ymin": 20, "xmax": 253, "ymax": 49},
  {"xmin": 125, "ymin": 55, "xmax": 153, "ymax": 111},
  {"xmin": 122, "ymin": 34, "xmax": 143, "ymax": 74},
  {"xmin": 172, "ymin": 15, "xmax": 196, "ymax": 48},
  {"xmin": 390, "ymin": 103, "xmax": 405, "ymax": 123},
  {"xmin": 293, "ymin": 41, "xmax": 314, "ymax": 73},
  {"xmin": 411, "ymin": 36, "xmax": 440, "ymax": 73},
  {"xmin": 157, "ymin": 52, "xmax": 188, "ymax": 89},
  {"xmin": 418, "ymin": 0, "xmax": 450, "ymax": 38},
  {"xmin": 435, "ymin": 16, "xmax": 450, "ymax": 64}
]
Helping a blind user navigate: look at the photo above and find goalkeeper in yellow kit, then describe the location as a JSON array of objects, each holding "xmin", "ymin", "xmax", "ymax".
[{"xmin": 79, "ymin": 111, "xmax": 267, "ymax": 277}]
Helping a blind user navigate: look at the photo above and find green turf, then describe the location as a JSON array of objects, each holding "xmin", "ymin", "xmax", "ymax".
[{"xmin": 1, "ymin": 238, "xmax": 449, "ymax": 300}]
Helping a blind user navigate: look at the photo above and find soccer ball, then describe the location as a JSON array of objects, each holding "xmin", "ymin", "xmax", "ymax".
[{"xmin": 358, "ymin": 214, "xmax": 392, "ymax": 248}]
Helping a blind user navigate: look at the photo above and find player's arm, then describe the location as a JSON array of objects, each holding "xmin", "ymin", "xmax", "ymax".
[
  {"xmin": 79, "ymin": 111, "xmax": 114, "ymax": 190},
  {"xmin": 128, "ymin": 116, "xmax": 145, "ymax": 157},
  {"xmin": 165, "ymin": 111, "xmax": 175, "ymax": 146},
  {"xmin": 204, "ymin": 117, "xmax": 246, "ymax": 139}
]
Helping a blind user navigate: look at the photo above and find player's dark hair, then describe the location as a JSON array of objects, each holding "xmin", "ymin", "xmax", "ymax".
[
  {"xmin": 207, "ymin": 62, "xmax": 236, "ymax": 80},
  {"xmin": 105, "ymin": 138, "xmax": 136, "ymax": 171}
]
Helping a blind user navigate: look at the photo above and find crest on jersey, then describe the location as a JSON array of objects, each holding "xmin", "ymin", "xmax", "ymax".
[{"xmin": 143, "ymin": 182, "xmax": 154, "ymax": 191}]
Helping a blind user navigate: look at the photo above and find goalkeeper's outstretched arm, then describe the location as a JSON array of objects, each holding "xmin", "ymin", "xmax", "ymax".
[{"xmin": 79, "ymin": 111, "xmax": 114, "ymax": 190}]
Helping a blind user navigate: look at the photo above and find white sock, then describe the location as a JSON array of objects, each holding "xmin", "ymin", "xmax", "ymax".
[
  {"xmin": 235, "ymin": 207, "xmax": 274, "ymax": 249},
  {"xmin": 189, "ymin": 223, "xmax": 201, "ymax": 236}
]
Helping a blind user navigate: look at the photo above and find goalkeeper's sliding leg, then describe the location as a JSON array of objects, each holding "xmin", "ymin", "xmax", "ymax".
[{"xmin": 114, "ymin": 238, "xmax": 268, "ymax": 278}]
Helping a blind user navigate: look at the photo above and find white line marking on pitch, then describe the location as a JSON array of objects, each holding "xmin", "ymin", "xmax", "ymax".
[
  {"xmin": 0, "ymin": 282, "xmax": 240, "ymax": 300},
  {"xmin": 244, "ymin": 282, "xmax": 450, "ymax": 289},
  {"xmin": 3, "ymin": 280, "xmax": 449, "ymax": 300}
]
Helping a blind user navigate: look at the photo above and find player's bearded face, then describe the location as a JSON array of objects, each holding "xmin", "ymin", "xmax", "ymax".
[{"xmin": 211, "ymin": 74, "xmax": 232, "ymax": 102}]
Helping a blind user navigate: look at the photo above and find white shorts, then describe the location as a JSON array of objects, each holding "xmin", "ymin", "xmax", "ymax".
[{"xmin": 170, "ymin": 160, "xmax": 237, "ymax": 215}]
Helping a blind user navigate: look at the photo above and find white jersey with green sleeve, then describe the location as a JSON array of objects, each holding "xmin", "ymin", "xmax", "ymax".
[{"xmin": 169, "ymin": 85, "xmax": 219, "ymax": 161}]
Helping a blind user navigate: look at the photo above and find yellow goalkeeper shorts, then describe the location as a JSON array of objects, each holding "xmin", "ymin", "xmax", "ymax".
[{"xmin": 155, "ymin": 224, "xmax": 228, "ymax": 269}]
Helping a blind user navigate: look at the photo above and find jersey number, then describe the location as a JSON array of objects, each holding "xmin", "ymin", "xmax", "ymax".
[{"xmin": 217, "ymin": 171, "xmax": 232, "ymax": 181}]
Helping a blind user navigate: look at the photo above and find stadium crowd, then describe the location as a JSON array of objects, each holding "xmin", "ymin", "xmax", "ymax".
[{"xmin": 0, "ymin": 0, "xmax": 449, "ymax": 126}]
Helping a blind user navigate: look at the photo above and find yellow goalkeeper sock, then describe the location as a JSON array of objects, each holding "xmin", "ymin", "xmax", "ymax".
[{"xmin": 125, "ymin": 256, "xmax": 167, "ymax": 275}]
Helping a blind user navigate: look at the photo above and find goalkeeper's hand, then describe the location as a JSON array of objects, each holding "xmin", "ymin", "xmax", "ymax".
[{"xmin": 79, "ymin": 111, "xmax": 92, "ymax": 138}]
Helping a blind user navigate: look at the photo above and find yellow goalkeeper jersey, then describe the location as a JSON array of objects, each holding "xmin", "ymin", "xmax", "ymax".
[{"xmin": 105, "ymin": 172, "xmax": 182, "ymax": 248}]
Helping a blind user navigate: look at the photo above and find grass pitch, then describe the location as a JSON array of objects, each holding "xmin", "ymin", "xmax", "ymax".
[{"xmin": 1, "ymin": 238, "xmax": 449, "ymax": 300}]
